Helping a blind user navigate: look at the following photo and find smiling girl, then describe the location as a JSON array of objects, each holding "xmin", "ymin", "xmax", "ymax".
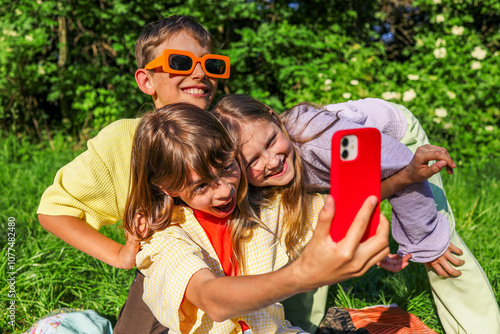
[
  {"xmin": 212, "ymin": 94, "xmax": 462, "ymax": 269},
  {"xmin": 210, "ymin": 94, "xmax": 474, "ymax": 330},
  {"xmin": 124, "ymin": 103, "xmax": 389, "ymax": 333}
]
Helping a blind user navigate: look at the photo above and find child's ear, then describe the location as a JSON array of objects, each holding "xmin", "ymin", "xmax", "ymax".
[
  {"xmin": 159, "ymin": 186, "xmax": 178, "ymax": 198},
  {"xmin": 135, "ymin": 69, "xmax": 156, "ymax": 96}
]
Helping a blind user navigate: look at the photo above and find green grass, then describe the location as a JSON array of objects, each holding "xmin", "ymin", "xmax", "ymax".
[
  {"xmin": 327, "ymin": 158, "xmax": 500, "ymax": 333},
  {"xmin": 1, "ymin": 134, "xmax": 499, "ymax": 333}
]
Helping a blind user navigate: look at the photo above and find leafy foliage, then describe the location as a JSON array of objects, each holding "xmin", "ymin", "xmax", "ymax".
[{"xmin": 0, "ymin": 0, "xmax": 498, "ymax": 162}]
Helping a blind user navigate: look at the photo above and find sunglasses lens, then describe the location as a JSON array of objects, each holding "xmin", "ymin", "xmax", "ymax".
[
  {"xmin": 205, "ymin": 59, "xmax": 227, "ymax": 75},
  {"xmin": 168, "ymin": 54, "xmax": 193, "ymax": 71}
]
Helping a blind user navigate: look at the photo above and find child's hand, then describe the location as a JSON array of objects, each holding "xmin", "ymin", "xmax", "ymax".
[
  {"xmin": 377, "ymin": 253, "xmax": 412, "ymax": 273},
  {"xmin": 404, "ymin": 144, "xmax": 456, "ymax": 183},
  {"xmin": 117, "ymin": 231, "xmax": 141, "ymax": 269},
  {"xmin": 424, "ymin": 242, "xmax": 465, "ymax": 278}
]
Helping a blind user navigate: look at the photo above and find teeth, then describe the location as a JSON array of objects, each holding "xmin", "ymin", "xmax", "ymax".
[
  {"xmin": 267, "ymin": 161, "xmax": 284, "ymax": 177},
  {"xmin": 183, "ymin": 88, "xmax": 205, "ymax": 95},
  {"xmin": 216, "ymin": 199, "xmax": 233, "ymax": 211}
]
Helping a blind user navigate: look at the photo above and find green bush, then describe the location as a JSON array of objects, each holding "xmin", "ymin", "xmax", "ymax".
[{"xmin": 0, "ymin": 0, "xmax": 498, "ymax": 162}]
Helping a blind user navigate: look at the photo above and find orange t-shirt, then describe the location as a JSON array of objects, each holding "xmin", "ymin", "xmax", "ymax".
[
  {"xmin": 191, "ymin": 209, "xmax": 237, "ymax": 276},
  {"xmin": 191, "ymin": 209, "xmax": 251, "ymax": 332}
]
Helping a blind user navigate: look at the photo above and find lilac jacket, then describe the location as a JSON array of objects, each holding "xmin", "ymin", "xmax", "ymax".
[{"xmin": 284, "ymin": 98, "xmax": 450, "ymax": 262}]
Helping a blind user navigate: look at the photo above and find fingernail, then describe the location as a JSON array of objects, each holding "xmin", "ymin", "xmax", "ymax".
[
  {"xmin": 325, "ymin": 195, "xmax": 334, "ymax": 205},
  {"xmin": 370, "ymin": 196, "xmax": 378, "ymax": 205}
]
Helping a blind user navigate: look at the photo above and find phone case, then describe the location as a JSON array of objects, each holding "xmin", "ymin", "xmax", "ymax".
[{"xmin": 330, "ymin": 127, "xmax": 381, "ymax": 243}]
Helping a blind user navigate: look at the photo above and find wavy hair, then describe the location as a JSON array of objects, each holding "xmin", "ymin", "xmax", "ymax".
[{"xmin": 211, "ymin": 94, "xmax": 314, "ymax": 260}]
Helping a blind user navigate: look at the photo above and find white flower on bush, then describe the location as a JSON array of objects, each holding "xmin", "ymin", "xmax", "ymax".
[
  {"xmin": 451, "ymin": 26, "xmax": 465, "ymax": 36},
  {"xmin": 433, "ymin": 117, "xmax": 442, "ymax": 124},
  {"xmin": 342, "ymin": 93, "xmax": 352, "ymax": 99},
  {"xmin": 416, "ymin": 39, "xmax": 424, "ymax": 47},
  {"xmin": 15, "ymin": 9, "xmax": 22, "ymax": 15},
  {"xmin": 433, "ymin": 0, "xmax": 441, "ymax": 4},
  {"xmin": 408, "ymin": 74, "xmax": 419, "ymax": 81},
  {"xmin": 434, "ymin": 107, "xmax": 448, "ymax": 118},
  {"xmin": 471, "ymin": 46, "xmax": 487, "ymax": 60},
  {"xmin": 471, "ymin": 61, "xmax": 482, "ymax": 70},
  {"xmin": 381, "ymin": 92, "xmax": 401, "ymax": 100},
  {"xmin": 351, "ymin": 57, "xmax": 357, "ymax": 62},
  {"xmin": 434, "ymin": 47, "xmax": 447, "ymax": 59},
  {"xmin": 435, "ymin": 38, "xmax": 446, "ymax": 47},
  {"xmin": 3, "ymin": 29, "xmax": 18, "ymax": 37},
  {"xmin": 322, "ymin": 85, "xmax": 332, "ymax": 92},
  {"xmin": 402, "ymin": 89, "xmax": 416, "ymax": 102},
  {"xmin": 25, "ymin": 35, "xmax": 33, "ymax": 41},
  {"xmin": 318, "ymin": 73, "xmax": 324, "ymax": 78},
  {"xmin": 324, "ymin": 79, "xmax": 332, "ymax": 85},
  {"xmin": 443, "ymin": 123, "xmax": 453, "ymax": 130},
  {"xmin": 436, "ymin": 15, "xmax": 445, "ymax": 23},
  {"xmin": 37, "ymin": 0, "xmax": 42, "ymax": 3},
  {"xmin": 485, "ymin": 125, "xmax": 494, "ymax": 132},
  {"xmin": 38, "ymin": 66, "xmax": 45, "ymax": 75},
  {"xmin": 446, "ymin": 91, "xmax": 456, "ymax": 99},
  {"xmin": 350, "ymin": 79, "xmax": 359, "ymax": 86}
]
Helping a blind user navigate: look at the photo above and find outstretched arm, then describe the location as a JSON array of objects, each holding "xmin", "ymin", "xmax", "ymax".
[
  {"xmin": 185, "ymin": 196, "xmax": 390, "ymax": 322},
  {"xmin": 381, "ymin": 144, "xmax": 456, "ymax": 200}
]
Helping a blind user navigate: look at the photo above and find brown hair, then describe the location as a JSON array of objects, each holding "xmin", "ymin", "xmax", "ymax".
[
  {"xmin": 211, "ymin": 94, "xmax": 312, "ymax": 260},
  {"xmin": 124, "ymin": 103, "xmax": 259, "ymax": 271},
  {"xmin": 135, "ymin": 15, "xmax": 219, "ymax": 69}
]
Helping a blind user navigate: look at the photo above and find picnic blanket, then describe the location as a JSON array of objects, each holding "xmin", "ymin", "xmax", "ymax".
[
  {"xmin": 22, "ymin": 308, "xmax": 113, "ymax": 334},
  {"xmin": 318, "ymin": 304, "xmax": 437, "ymax": 334}
]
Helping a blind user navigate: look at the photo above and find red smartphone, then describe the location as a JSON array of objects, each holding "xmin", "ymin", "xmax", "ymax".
[{"xmin": 330, "ymin": 127, "xmax": 381, "ymax": 243}]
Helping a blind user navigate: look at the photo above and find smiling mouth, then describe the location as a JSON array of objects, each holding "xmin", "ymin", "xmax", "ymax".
[
  {"xmin": 213, "ymin": 197, "xmax": 236, "ymax": 215},
  {"xmin": 182, "ymin": 88, "xmax": 208, "ymax": 96},
  {"xmin": 265, "ymin": 159, "xmax": 287, "ymax": 178}
]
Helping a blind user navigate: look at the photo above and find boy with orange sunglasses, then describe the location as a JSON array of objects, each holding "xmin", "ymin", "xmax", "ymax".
[{"xmin": 37, "ymin": 15, "xmax": 230, "ymax": 333}]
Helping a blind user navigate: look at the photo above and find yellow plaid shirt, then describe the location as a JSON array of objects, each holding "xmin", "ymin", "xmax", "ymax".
[{"xmin": 137, "ymin": 194, "xmax": 326, "ymax": 334}]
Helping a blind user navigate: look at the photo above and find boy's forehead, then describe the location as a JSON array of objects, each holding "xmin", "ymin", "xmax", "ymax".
[{"xmin": 152, "ymin": 31, "xmax": 210, "ymax": 58}]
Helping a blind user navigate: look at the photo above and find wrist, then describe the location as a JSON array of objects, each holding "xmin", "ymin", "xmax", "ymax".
[
  {"xmin": 396, "ymin": 166, "xmax": 415, "ymax": 187},
  {"xmin": 285, "ymin": 257, "xmax": 320, "ymax": 294},
  {"xmin": 115, "ymin": 243, "xmax": 138, "ymax": 269}
]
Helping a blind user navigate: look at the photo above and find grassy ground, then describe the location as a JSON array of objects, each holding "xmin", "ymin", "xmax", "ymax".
[{"xmin": 1, "ymin": 134, "xmax": 499, "ymax": 333}]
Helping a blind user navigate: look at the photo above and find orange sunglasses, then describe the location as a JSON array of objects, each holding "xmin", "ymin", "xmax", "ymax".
[{"xmin": 145, "ymin": 49, "xmax": 230, "ymax": 79}]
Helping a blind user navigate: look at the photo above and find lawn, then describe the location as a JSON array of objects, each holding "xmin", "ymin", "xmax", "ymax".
[{"xmin": 1, "ymin": 134, "xmax": 499, "ymax": 333}]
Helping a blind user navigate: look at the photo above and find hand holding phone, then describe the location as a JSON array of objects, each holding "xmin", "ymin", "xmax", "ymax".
[{"xmin": 330, "ymin": 128, "xmax": 381, "ymax": 243}]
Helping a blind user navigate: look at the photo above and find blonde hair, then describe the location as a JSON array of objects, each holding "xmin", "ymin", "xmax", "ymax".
[
  {"xmin": 211, "ymin": 94, "xmax": 312, "ymax": 260},
  {"xmin": 124, "ymin": 103, "xmax": 259, "ymax": 271},
  {"xmin": 135, "ymin": 15, "xmax": 219, "ymax": 69}
]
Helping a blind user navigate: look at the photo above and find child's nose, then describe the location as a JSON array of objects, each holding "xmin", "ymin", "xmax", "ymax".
[
  {"xmin": 216, "ymin": 178, "xmax": 235, "ymax": 199},
  {"xmin": 265, "ymin": 153, "xmax": 280, "ymax": 169},
  {"xmin": 191, "ymin": 62, "xmax": 207, "ymax": 79}
]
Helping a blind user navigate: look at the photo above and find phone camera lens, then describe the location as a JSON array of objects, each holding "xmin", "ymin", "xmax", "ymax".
[
  {"xmin": 341, "ymin": 138, "xmax": 349, "ymax": 147},
  {"xmin": 342, "ymin": 150, "xmax": 349, "ymax": 159}
]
